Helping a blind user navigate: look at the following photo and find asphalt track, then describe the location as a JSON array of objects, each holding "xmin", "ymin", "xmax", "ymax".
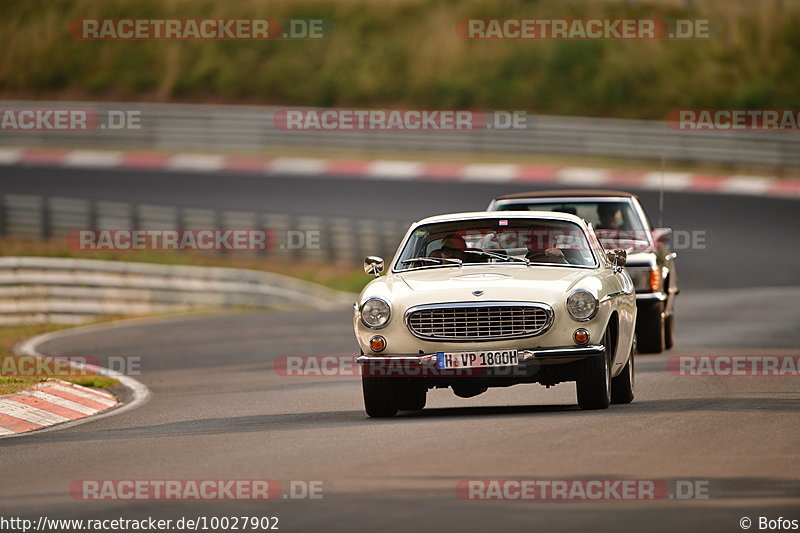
[
  {"xmin": 3, "ymin": 164, "xmax": 800, "ymax": 289},
  {"xmin": 1, "ymin": 164, "xmax": 799, "ymax": 532}
]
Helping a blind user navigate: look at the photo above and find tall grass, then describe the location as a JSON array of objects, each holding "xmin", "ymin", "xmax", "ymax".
[{"xmin": 0, "ymin": 0, "xmax": 797, "ymax": 118}]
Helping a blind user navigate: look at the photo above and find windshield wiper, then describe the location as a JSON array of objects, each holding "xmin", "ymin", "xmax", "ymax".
[
  {"xmin": 401, "ymin": 256, "xmax": 462, "ymax": 267},
  {"xmin": 469, "ymin": 249, "xmax": 530, "ymax": 266}
]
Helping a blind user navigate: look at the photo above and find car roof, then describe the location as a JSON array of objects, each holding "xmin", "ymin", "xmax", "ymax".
[
  {"xmin": 414, "ymin": 211, "xmax": 589, "ymax": 227},
  {"xmin": 495, "ymin": 189, "xmax": 639, "ymax": 201}
]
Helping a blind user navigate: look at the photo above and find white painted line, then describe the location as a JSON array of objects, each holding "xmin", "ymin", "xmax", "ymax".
[
  {"xmin": 269, "ymin": 157, "xmax": 327, "ymax": 174},
  {"xmin": 367, "ymin": 160, "xmax": 424, "ymax": 180},
  {"xmin": 168, "ymin": 153, "xmax": 226, "ymax": 172},
  {"xmin": 0, "ymin": 399, "xmax": 69, "ymax": 425},
  {"xmin": 722, "ymin": 176, "xmax": 776, "ymax": 195},
  {"xmin": 64, "ymin": 150, "xmax": 123, "ymax": 168},
  {"xmin": 24, "ymin": 390, "xmax": 99, "ymax": 415},
  {"xmin": 0, "ymin": 147, "xmax": 22, "ymax": 164},
  {"xmin": 642, "ymin": 171, "xmax": 693, "ymax": 191},
  {"xmin": 461, "ymin": 164, "xmax": 519, "ymax": 182},
  {"xmin": 0, "ymin": 427, "xmax": 15, "ymax": 436},
  {"xmin": 556, "ymin": 167, "xmax": 611, "ymax": 186},
  {"xmin": 42, "ymin": 383, "xmax": 117, "ymax": 406}
]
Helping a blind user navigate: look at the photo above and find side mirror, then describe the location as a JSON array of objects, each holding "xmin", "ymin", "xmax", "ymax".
[
  {"xmin": 364, "ymin": 256, "xmax": 385, "ymax": 277},
  {"xmin": 606, "ymin": 249, "xmax": 627, "ymax": 267},
  {"xmin": 652, "ymin": 228, "xmax": 673, "ymax": 251}
]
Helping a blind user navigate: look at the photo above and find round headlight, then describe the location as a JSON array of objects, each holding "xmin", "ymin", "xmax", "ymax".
[
  {"xmin": 360, "ymin": 298, "xmax": 391, "ymax": 329},
  {"xmin": 567, "ymin": 290, "xmax": 598, "ymax": 321}
]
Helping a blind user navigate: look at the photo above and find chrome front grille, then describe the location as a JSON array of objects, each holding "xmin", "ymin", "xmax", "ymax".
[{"xmin": 406, "ymin": 303, "xmax": 553, "ymax": 341}]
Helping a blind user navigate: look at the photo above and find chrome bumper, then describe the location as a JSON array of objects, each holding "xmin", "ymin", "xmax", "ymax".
[{"xmin": 356, "ymin": 345, "xmax": 605, "ymax": 366}]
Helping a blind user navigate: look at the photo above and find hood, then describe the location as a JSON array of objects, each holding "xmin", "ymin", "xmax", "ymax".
[{"xmin": 390, "ymin": 265, "xmax": 596, "ymax": 306}]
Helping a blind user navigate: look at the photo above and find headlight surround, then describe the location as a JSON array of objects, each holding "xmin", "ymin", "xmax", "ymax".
[
  {"xmin": 360, "ymin": 298, "xmax": 391, "ymax": 329},
  {"xmin": 566, "ymin": 290, "xmax": 598, "ymax": 321}
]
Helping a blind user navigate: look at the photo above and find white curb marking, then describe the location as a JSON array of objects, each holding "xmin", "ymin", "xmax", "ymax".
[
  {"xmin": 24, "ymin": 390, "xmax": 99, "ymax": 415},
  {"xmin": 556, "ymin": 167, "xmax": 611, "ymax": 186},
  {"xmin": 461, "ymin": 164, "xmax": 519, "ymax": 182},
  {"xmin": 367, "ymin": 160, "xmax": 424, "ymax": 180},
  {"xmin": 64, "ymin": 150, "xmax": 123, "ymax": 168},
  {"xmin": 168, "ymin": 154, "xmax": 226, "ymax": 172},
  {"xmin": 269, "ymin": 157, "xmax": 327, "ymax": 174},
  {"xmin": 0, "ymin": 399, "xmax": 70, "ymax": 425},
  {"xmin": 43, "ymin": 383, "xmax": 117, "ymax": 406}
]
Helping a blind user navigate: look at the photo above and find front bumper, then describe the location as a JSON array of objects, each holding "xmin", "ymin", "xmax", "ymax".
[{"xmin": 356, "ymin": 344, "xmax": 605, "ymax": 367}]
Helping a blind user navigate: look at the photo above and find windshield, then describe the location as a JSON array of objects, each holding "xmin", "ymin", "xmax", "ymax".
[
  {"xmin": 493, "ymin": 199, "xmax": 651, "ymax": 252},
  {"xmin": 395, "ymin": 218, "xmax": 597, "ymax": 271}
]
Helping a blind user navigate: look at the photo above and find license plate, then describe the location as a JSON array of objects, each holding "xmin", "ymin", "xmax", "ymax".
[{"xmin": 436, "ymin": 349, "xmax": 518, "ymax": 369}]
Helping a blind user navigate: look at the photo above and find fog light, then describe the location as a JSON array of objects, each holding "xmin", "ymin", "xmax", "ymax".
[
  {"xmin": 573, "ymin": 328, "xmax": 590, "ymax": 345},
  {"xmin": 369, "ymin": 335, "xmax": 386, "ymax": 352}
]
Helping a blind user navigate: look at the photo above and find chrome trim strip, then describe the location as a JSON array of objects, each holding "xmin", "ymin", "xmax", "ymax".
[
  {"xmin": 635, "ymin": 292, "xmax": 667, "ymax": 302},
  {"xmin": 520, "ymin": 344, "xmax": 605, "ymax": 360},
  {"xmin": 356, "ymin": 354, "xmax": 438, "ymax": 365},
  {"xmin": 355, "ymin": 345, "xmax": 604, "ymax": 366},
  {"xmin": 404, "ymin": 301, "xmax": 554, "ymax": 342}
]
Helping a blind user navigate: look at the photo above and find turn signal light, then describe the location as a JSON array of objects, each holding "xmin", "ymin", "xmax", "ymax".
[
  {"xmin": 369, "ymin": 335, "xmax": 386, "ymax": 352},
  {"xmin": 649, "ymin": 268, "xmax": 661, "ymax": 292},
  {"xmin": 573, "ymin": 328, "xmax": 590, "ymax": 345}
]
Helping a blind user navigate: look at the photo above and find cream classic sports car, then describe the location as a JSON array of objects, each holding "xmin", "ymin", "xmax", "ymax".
[{"xmin": 354, "ymin": 211, "xmax": 637, "ymax": 417}]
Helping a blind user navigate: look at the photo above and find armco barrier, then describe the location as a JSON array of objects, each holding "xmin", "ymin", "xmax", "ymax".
[
  {"xmin": 0, "ymin": 193, "xmax": 412, "ymax": 266},
  {"xmin": 0, "ymin": 256, "xmax": 355, "ymax": 325},
  {"xmin": 1, "ymin": 101, "xmax": 798, "ymax": 170}
]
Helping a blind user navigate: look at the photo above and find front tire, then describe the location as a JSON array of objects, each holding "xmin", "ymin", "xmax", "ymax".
[
  {"xmin": 362, "ymin": 376, "xmax": 398, "ymax": 418},
  {"xmin": 576, "ymin": 328, "xmax": 612, "ymax": 410},
  {"xmin": 611, "ymin": 346, "xmax": 634, "ymax": 404}
]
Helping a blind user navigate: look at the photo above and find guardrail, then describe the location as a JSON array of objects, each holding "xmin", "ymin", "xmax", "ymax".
[
  {"xmin": 1, "ymin": 101, "xmax": 799, "ymax": 170},
  {"xmin": 0, "ymin": 256, "xmax": 355, "ymax": 326},
  {"xmin": 0, "ymin": 193, "xmax": 411, "ymax": 266}
]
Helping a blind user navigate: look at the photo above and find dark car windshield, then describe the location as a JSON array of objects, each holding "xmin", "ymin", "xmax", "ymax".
[
  {"xmin": 395, "ymin": 218, "xmax": 597, "ymax": 271},
  {"xmin": 493, "ymin": 199, "xmax": 650, "ymax": 252}
]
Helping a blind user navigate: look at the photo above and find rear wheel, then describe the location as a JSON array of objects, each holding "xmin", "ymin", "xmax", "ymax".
[
  {"xmin": 611, "ymin": 346, "xmax": 634, "ymax": 404},
  {"xmin": 664, "ymin": 312, "xmax": 675, "ymax": 350},
  {"xmin": 576, "ymin": 328, "xmax": 612, "ymax": 410},
  {"xmin": 362, "ymin": 376, "xmax": 398, "ymax": 418},
  {"xmin": 637, "ymin": 304, "xmax": 665, "ymax": 354}
]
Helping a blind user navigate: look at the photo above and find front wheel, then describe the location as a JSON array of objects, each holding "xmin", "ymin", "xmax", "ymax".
[
  {"xmin": 611, "ymin": 346, "xmax": 634, "ymax": 404},
  {"xmin": 362, "ymin": 376, "xmax": 398, "ymax": 418},
  {"xmin": 576, "ymin": 328, "xmax": 612, "ymax": 410}
]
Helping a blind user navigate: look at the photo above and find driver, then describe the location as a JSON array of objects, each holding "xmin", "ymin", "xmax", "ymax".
[
  {"xmin": 596, "ymin": 203, "xmax": 625, "ymax": 230},
  {"xmin": 431, "ymin": 234, "xmax": 468, "ymax": 262},
  {"xmin": 525, "ymin": 227, "xmax": 567, "ymax": 264}
]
